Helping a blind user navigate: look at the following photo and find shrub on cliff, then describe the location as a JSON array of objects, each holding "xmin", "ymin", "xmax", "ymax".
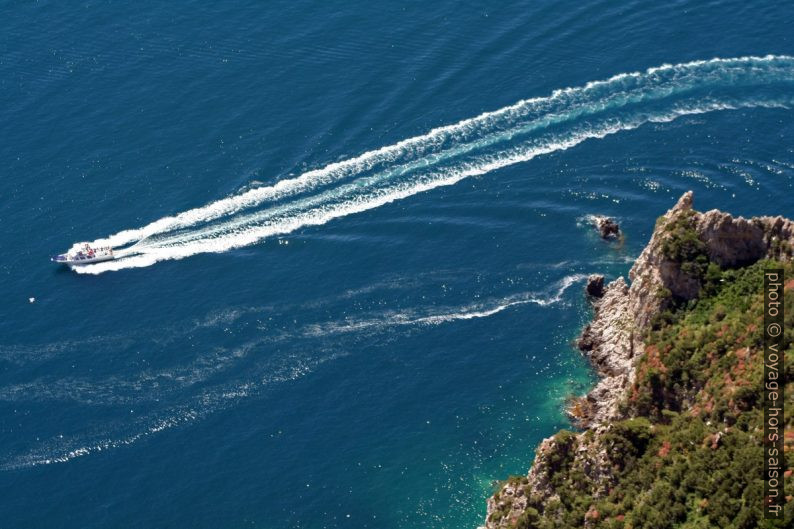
[{"xmin": 660, "ymin": 210, "xmax": 710, "ymax": 278}]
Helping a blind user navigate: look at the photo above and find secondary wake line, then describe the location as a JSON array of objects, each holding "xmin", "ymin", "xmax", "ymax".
[{"xmin": 0, "ymin": 273, "xmax": 584, "ymax": 469}]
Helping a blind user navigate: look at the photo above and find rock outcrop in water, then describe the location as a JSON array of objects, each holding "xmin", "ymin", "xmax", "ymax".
[
  {"xmin": 584, "ymin": 274, "xmax": 605, "ymax": 299},
  {"xmin": 591, "ymin": 216, "xmax": 621, "ymax": 240},
  {"xmin": 480, "ymin": 192, "xmax": 794, "ymax": 529}
]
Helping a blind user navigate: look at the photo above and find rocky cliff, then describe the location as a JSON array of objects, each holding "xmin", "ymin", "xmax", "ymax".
[{"xmin": 481, "ymin": 192, "xmax": 794, "ymax": 529}]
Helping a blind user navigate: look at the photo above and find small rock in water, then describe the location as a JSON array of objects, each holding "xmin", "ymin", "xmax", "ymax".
[
  {"xmin": 585, "ymin": 275, "xmax": 605, "ymax": 298},
  {"xmin": 592, "ymin": 215, "xmax": 621, "ymax": 239}
]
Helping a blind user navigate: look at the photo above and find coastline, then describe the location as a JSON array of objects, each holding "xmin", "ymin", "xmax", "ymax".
[{"xmin": 481, "ymin": 192, "xmax": 794, "ymax": 528}]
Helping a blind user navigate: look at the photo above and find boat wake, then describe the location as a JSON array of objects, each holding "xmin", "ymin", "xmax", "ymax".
[
  {"xmin": 0, "ymin": 273, "xmax": 585, "ymax": 469},
  {"xmin": 72, "ymin": 55, "xmax": 794, "ymax": 274}
]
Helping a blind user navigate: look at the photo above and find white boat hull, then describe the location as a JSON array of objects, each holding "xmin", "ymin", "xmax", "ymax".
[
  {"xmin": 59, "ymin": 254, "xmax": 115, "ymax": 266},
  {"xmin": 52, "ymin": 243, "xmax": 115, "ymax": 266}
]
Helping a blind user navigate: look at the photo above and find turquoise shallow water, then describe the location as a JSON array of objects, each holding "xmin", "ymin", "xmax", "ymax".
[{"xmin": 2, "ymin": 1, "xmax": 794, "ymax": 527}]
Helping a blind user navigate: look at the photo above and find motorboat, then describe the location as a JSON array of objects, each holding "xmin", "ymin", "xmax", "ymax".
[{"xmin": 52, "ymin": 243, "xmax": 115, "ymax": 265}]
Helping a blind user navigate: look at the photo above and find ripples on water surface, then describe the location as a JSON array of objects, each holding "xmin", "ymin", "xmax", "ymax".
[{"xmin": 1, "ymin": 1, "xmax": 793, "ymax": 527}]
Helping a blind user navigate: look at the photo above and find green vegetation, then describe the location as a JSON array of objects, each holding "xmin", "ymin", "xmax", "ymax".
[
  {"xmin": 513, "ymin": 260, "xmax": 793, "ymax": 528},
  {"xmin": 660, "ymin": 210, "xmax": 711, "ymax": 284}
]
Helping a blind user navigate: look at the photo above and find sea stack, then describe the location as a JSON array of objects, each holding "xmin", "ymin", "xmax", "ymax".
[
  {"xmin": 584, "ymin": 274, "xmax": 605, "ymax": 298},
  {"xmin": 592, "ymin": 215, "xmax": 621, "ymax": 239}
]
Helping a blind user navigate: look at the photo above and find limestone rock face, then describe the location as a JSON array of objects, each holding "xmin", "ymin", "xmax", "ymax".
[
  {"xmin": 576, "ymin": 277, "xmax": 634, "ymax": 426},
  {"xmin": 627, "ymin": 191, "xmax": 697, "ymax": 329},
  {"xmin": 628, "ymin": 191, "xmax": 794, "ymax": 328},
  {"xmin": 481, "ymin": 191, "xmax": 794, "ymax": 529},
  {"xmin": 697, "ymin": 211, "xmax": 794, "ymax": 267},
  {"xmin": 696, "ymin": 210, "xmax": 767, "ymax": 267}
]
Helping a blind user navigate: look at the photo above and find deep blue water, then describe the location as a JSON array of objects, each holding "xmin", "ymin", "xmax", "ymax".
[{"xmin": 1, "ymin": 1, "xmax": 793, "ymax": 527}]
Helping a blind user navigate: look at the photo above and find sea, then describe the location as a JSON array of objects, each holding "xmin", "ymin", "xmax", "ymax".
[{"xmin": 1, "ymin": 1, "xmax": 793, "ymax": 528}]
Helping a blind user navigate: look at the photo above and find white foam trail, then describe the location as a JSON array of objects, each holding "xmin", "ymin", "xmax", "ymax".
[
  {"xmin": 301, "ymin": 273, "xmax": 587, "ymax": 337},
  {"xmin": 76, "ymin": 98, "xmax": 790, "ymax": 274},
  {"xmin": 0, "ymin": 273, "xmax": 585, "ymax": 468},
  {"xmin": 71, "ymin": 55, "xmax": 794, "ymax": 272},
  {"xmin": 410, "ymin": 273, "xmax": 586, "ymax": 324},
  {"xmin": 0, "ymin": 275, "xmax": 583, "ymax": 407}
]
